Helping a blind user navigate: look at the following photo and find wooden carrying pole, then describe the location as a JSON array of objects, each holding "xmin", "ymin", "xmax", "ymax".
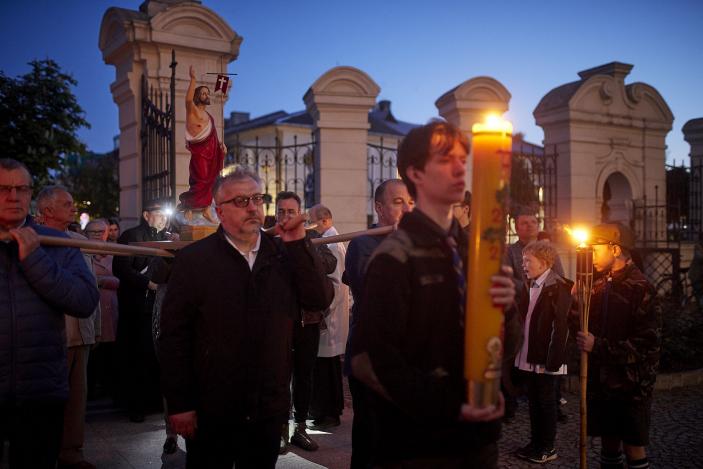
[
  {"xmin": 134, "ymin": 225, "xmax": 396, "ymax": 251},
  {"xmin": 576, "ymin": 245, "xmax": 594, "ymax": 469},
  {"xmin": 38, "ymin": 235, "xmax": 174, "ymax": 258},
  {"xmin": 310, "ymin": 225, "xmax": 393, "ymax": 245}
]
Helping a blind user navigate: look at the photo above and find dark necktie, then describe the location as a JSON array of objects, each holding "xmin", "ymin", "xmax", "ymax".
[{"xmin": 447, "ymin": 236, "xmax": 466, "ymax": 326}]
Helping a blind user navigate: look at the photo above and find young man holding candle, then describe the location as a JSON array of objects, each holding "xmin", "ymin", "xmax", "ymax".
[
  {"xmin": 514, "ymin": 240, "xmax": 572, "ymax": 464},
  {"xmin": 577, "ymin": 223, "xmax": 660, "ymax": 469},
  {"xmin": 352, "ymin": 120, "xmax": 515, "ymax": 467}
]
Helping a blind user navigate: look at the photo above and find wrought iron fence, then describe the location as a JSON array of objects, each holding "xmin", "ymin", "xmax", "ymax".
[
  {"xmin": 632, "ymin": 164, "xmax": 703, "ymax": 245},
  {"xmin": 639, "ymin": 248, "xmax": 682, "ymax": 297},
  {"xmin": 140, "ymin": 50, "xmax": 176, "ymax": 209},
  {"xmin": 226, "ymin": 134, "xmax": 316, "ymax": 214},
  {"xmin": 630, "ymin": 164, "xmax": 703, "ymax": 305},
  {"xmin": 365, "ymin": 140, "xmax": 558, "ymax": 234},
  {"xmin": 507, "ymin": 145, "xmax": 558, "ymax": 243},
  {"xmin": 367, "ymin": 138, "xmax": 399, "ymax": 225}
]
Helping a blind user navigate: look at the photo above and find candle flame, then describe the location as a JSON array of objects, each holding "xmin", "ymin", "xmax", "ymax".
[
  {"xmin": 564, "ymin": 225, "xmax": 590, "ymax": 247},
  {"xmin": 472, "ymin": 113, "xmax": 513, "ymax": 134}
]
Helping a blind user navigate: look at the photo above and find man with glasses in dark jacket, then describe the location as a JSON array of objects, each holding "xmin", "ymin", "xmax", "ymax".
[
  {"xmin": 159, "ymin": 166, "xmax": 333, "ymax": 469},
  {"xmin": 0, "ymin": 158, "xmax": 99, "ymax": 469}
]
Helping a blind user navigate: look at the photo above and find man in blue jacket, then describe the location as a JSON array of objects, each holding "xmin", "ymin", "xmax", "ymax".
[{"xmin": 0, "ymin": 158, "xmax": 99, "ymax": 469}]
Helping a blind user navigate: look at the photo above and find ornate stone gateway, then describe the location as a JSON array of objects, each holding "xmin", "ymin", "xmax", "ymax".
[{"xmin": 140, "ymin": 50, "xmax": 176, "ymax": 209}]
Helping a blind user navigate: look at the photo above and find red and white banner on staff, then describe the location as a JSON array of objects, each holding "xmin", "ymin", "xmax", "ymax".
[{"xmin": 214, "ymin": 74, "xmax": 230, "ymax": 96}]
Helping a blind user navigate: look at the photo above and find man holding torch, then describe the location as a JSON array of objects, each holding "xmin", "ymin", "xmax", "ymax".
[
  {"xmin": 352, "ymin": 120, "xmax": 515, "ymax": 467},
  {"xmin": 576, "ymin": 223, "xmax": 660, "ymax": 469}
]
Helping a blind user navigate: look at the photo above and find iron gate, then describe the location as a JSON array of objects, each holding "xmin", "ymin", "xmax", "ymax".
[
  {"xmin": 226, "ymin": 134, "xmax": 316, "ymax": 214},
  {"xmin": 367, "ymin": 137, "xmax": 399, "ymax": 225},
  {"xmin": 140, "ymin": 50, "xmax": 176, "ymax": 209},
  {"xmin": 366, "ymin": 140, "xmax": 558, "ymax": 233},
  {"xmin": 507, "ymin": 144, "xmax": 558, "ymax": 242}
]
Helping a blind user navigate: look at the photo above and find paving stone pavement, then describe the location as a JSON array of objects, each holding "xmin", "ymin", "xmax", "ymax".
[
  {"xmin": 499, "ymin": 385, "xmax": 703, "ymax": 468},
  {"xmin": 2, "ymin": 381, "xmax": 701, "ymax": 468}
]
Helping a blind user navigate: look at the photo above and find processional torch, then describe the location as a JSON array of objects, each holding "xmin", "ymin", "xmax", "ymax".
[{"xmin": 574, "ymin": 231, "xmax": 593, "ymax": 469}]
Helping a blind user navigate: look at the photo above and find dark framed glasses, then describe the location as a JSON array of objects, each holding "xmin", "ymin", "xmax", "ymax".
[
  {"xmin": 218, "ymin": 193, "xmax": 270, "ymax": 208},
  {"xmin": 0, "ymin": 185, "xmax": 32, "ymax": 196}
]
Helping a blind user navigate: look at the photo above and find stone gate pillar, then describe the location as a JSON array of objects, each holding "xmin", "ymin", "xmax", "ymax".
[
  {"xmin": 435, "ymin": 77, "xmax": 511, "ymax": 190},
  {"xmin": 684, "ymin": 118, "xmax": 703, "ymax": 162},
  {"xmin": 99, "ymin": 0, "xmax": 241, "ymax": 225},
  {"xmin": 303, "ymin": 66, "xmax": 380, "ymax": 234},
  {"xmin": 534, "ymin": 62, "xmax": 673, "ymax": 276},
  {"xmin": 534, "ymin": 62, "xmax": 673, "ymax": 236},
  {"xmin": 684, "ymin": 118, "xmax": 703, "ymax": 234}
]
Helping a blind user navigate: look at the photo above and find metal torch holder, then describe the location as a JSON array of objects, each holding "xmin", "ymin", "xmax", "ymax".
[{"xmin": 576, "ymin": 245, "xmax": 594, "ymax": 469}]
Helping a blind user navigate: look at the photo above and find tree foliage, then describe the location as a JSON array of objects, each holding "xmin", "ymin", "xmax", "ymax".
[
  {"xmin": 0, "ymin": 59, "xmax": 89, "ymax": 188},
  {"xmin": 61, "ymin": 150, "xmax": 120, "ymax": 218}
]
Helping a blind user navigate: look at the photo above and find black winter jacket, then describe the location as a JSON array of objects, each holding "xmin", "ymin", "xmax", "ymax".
[
  {"xmin": 353, "ymin": 210, "xmax": 500, "ymax": 463},
  {"xmin": 113, "ymin": 221, "xmax": 166, "ymax": 324},
  {"xmin": 516, "ymin": 270, "xmax": 573, "ymax": 372},
  {"xmin": 1, "ymin": 219, "xmax": 98, "ymax": 403},
  {"xmin": 158, "ymin": 227, "xmax": 333, "ymax": 422},
  {"xmin": 582, "ymin": 262, "xmax": 661, "ymax": 400}
]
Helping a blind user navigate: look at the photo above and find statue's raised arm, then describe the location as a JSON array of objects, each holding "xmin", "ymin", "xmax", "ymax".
[{"xmin": 177, "ymin": 65, "xmax": 225, "ymax": 225}]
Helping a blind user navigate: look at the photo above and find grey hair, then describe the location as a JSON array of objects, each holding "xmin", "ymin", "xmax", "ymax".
[
  {"xmin": 36, "ymin": 185, "xmax": 70, "ymax": 214},
  {"xmin": 0, "ymin": 158, "xmax": 31, "ymax": 175},
  {"xmin": 212, "ymin": 165, "xmax": 262, "ymax": 202},
  {"xmin": 85, "ymin": 218, "xmax": 108, "ymax": 231}
]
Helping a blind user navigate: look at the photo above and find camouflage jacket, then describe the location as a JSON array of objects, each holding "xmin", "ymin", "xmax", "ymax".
[{"xmin": 587, "ymin": 261, "xmax": 661, "ymax": 401}]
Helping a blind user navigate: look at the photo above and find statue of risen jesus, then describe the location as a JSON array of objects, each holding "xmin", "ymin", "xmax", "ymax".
[{"xmin": 177, "ymin": 65, "xmax": 226, "ymax": 223}]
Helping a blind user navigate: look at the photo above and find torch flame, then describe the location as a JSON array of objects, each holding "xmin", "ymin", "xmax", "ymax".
[{"xmin": 564, "ymin": 225, "xmax": 590, "ymax": 247}]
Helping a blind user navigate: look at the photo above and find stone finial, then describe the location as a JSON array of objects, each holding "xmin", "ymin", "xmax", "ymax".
[
  {"xmin": 303, "ymin": 66, "xmax": 380, "ymax": 128},
  {"xmin": 435, "ymin": 76, "xmax": 511, "ymax": 134},
  {"xmin": 577, "ymin": 62, "xmax": 633, "ymax": 81},
  {"xmin": 140, "ymin": 1, "xmax": 201, "ymax": 16},
  {"xmin": 683, "ymin": 118, "xmax": 703, "ymax": 144},
  {"xmin": 435, "ymin": 77, "xmax": 511, "ymax": 115}
]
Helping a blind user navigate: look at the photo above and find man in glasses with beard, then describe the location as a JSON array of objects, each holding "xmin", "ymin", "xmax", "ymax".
[{"xmin": 159, "ymin": 166, "xmax": 333, "ymax": 468}]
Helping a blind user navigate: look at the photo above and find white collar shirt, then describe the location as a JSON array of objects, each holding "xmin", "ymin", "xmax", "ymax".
[
  {"xmin": 224, "ymin": 231, "xmax": 261, "ymax": 271},
  {"xmin": 515, "ymin": 268, "xmax": 567, "ymax": 375}
]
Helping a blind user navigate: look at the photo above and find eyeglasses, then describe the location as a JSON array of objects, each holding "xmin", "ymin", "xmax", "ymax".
[
  {"xmin": 85, "ymin": 230, "xmax": 106, "ymax": 235},
  {"xmin": 218, "ymin": 193, "xmax": 268, "ymax": 208},
  {"xmin": 0, "ymin": 185, "xmax": 32, "ymax": 196}
]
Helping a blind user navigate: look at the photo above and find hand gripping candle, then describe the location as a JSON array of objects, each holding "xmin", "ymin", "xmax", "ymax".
[{"xmin": 465, "ymin": 114, "xmax": 512, "ymax": 408}]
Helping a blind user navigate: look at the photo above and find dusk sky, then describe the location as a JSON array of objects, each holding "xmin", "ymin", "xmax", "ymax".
[{"xmin": 1, "ymin": 0, "xmax": 701, "ymax": 164}]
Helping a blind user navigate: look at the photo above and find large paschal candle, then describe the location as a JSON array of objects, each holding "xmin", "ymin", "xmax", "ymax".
[{"xmin": 465, "ymin": 115, "xmax": 512, "ymax": 408}]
